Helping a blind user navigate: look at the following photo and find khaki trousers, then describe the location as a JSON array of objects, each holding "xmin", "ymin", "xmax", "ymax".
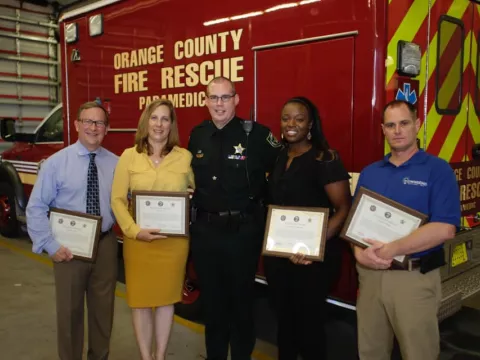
[
  {"xmin": 356, "ymin": 264, "xmax": 441, "ymax": 360},
  {"xmin": 53, "ymin": 232, "xmax": 118, "ymax": 360}
]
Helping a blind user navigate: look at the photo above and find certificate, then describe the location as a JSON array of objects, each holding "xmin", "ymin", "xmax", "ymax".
[
  {"xmin": 132, "ymin": 191, "xmax": 189, "ymax": 237},
  {"xmin": 262, "ymin": 205, "xmax": 329, "ymax": 261},
  {"xmin": 49, "ymin": 208, "xmax": 102, "ymax": 262},
  {"xmin": 340, "ymin": 187, "xmax": 428, "ymax": 267}
]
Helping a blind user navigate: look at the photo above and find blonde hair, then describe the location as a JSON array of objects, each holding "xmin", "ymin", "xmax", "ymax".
[
  {"xmin": 134, "ymin": 99, "xmax": 180, "ymax": 155},
  {"xmin": 77, "ymin": 101, "xmax": 109, "ymax": 124}
]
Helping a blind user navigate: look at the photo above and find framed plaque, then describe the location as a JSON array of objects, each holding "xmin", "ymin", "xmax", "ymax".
[
  {"xmin": 340, "ymin": 187, "xmax": 428, "ymax": 267},
  {"xmin": 262, "ymin": 205, "xmax": 329, "ymax": 261},
  {"xmin": 132, "ymin": 191, "xmax": 189, "ymax": 237},
  {"xmin": 49, "ymin": 208, "xmax": 102, "ymax": 262}
]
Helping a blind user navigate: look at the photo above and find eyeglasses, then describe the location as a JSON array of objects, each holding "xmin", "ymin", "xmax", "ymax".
[
  {"xmin": 78, "ymin": 119, "xmax": 107, "ymax": 128},
  {"xmin": 207, "ymin": 93, "xmax": 236, "ymax": 103}
]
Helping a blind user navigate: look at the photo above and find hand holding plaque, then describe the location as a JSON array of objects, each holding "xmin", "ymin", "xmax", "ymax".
[
  {"xmin": 132, "ymin": 191, "xmax": 189, "ymax": 237},
  {"xmin": 340, "ymin": 187, "xmax": 428, "ymax": 267},
  {"xmin": 49, "ymin": 208, "xmax": 102, "ymax": 262},
  {"xmin": 262, "ymin": 205, "xmax": 329, "ymax": 261}
]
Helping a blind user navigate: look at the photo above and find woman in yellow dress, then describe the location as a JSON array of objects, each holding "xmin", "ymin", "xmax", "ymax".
[{"xmin": 111, "ymin": 99, "xmax": 194, "ymax": 360}]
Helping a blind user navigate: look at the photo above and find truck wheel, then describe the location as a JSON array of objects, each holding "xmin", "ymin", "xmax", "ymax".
[
  {"xmin": 0, "ymin": 182, "xmax": 19, "ymax": 238},
  {"xmin": 174, "ymin": 279, "xmax": 202, "ymax": 322}
]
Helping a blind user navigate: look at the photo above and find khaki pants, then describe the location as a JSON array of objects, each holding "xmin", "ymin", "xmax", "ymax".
[
  {"xmin": 356, "ymin": 264, "xmax": 441, "ymax": 360},
  {"xmin": 53, "ymin": 232, "xmax": 118, "ymax": 360}
]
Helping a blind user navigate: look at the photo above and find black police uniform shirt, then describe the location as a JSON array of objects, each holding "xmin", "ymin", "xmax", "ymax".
[{"xmin": 188, "ymin": 116, "xmax": 282, "ymax": 212}]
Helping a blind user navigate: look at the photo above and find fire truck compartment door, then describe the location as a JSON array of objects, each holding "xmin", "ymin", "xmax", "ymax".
[{"xmin": 254, "ymin": 35, "xmax": 355, "ymax": 170}]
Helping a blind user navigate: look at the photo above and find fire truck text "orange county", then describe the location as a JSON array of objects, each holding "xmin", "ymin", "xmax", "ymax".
[{"xmin": 112, "ymin": 29, "xmax": 244, "ymax": 109}]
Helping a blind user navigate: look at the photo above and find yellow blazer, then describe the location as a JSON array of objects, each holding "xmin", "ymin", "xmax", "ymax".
[{"xmin": 111, "ymin": 145, "xmax": 194, "ymax": 239}]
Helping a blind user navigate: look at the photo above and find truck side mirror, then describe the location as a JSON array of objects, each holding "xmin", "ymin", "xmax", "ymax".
[
  {"xmin": 472, "ymin": 144, "xmax": 480, "ymax": 160},
  {"xmin": 0, "ymin": 118, "xmax": 16, "ymax": 142}
]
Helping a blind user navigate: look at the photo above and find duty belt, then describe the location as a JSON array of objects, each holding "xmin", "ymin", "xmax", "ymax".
[{"xmin": 198, "ymin": 209, "xmax": 244, "ymax": 217}]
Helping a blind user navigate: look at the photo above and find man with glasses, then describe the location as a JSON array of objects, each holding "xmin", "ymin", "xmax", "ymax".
[
  {"xmin": 26, "ymin": 101, "xmax": 119, "ymax": 360},
  {"xmin": 188, "ymin": 76, "xmax": 281, "ymax": 360},
  {"xmin": 353, "ymin": 100, "xmax": 460, "ymax": 360}
]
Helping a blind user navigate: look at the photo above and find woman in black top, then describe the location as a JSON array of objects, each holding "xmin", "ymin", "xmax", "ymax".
[{"xmin": 263, "ymin": 96, "xmax": 352, "ymax": 360}]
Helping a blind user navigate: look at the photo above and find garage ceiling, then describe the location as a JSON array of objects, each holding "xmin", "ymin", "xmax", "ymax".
[{"xmin": 22, "ymin": 0, "xmax": 94, "ymax": 11}]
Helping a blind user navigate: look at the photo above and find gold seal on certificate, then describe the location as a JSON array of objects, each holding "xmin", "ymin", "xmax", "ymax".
[
  {"xmin": 340, "ymin": 187, "xmax": 428, "ymax": 267},
  {"xmin": 262, "ymin": 205, "xmax": 329, "ymax": 261},
  {"xmin": 132, "ymin": 191, "xmax": 189, "ymax": 237},
  {"xmin": 49, "ymin": 208, "xmax": 102, "ymax": 262}
]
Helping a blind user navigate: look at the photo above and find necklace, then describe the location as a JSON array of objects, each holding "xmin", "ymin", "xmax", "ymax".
[{"xmin": 151, "ymin": 155, "xmax": 163, "ymax": 165}]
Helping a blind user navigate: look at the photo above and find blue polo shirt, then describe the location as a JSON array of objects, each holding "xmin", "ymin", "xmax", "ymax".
[{"xmin": 355, "ymin": 150, "xmax": 460, "ymax": 257}]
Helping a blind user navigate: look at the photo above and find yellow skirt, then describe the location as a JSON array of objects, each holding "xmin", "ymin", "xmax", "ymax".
[{"xmin": 123, "ymin": 236, "xmax": 189, "ymax": 308}]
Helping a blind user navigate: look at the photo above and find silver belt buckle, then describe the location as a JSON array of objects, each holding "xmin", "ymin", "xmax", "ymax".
[{"xmin": 408, "ymin": 258, "xmax": 421, "ymax": 271}]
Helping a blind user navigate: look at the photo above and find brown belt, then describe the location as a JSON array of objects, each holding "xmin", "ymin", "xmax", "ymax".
[{"xmin": 100, "ymin": 229, "xmax": 112, "ymax": 239}]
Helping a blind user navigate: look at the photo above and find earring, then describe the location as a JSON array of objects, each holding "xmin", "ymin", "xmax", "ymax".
[
  {"xmin": 307, "ymin": 131, "xmax": 312, "ymax": 140},
  {"xmin": 281, "ymin": 133, "xmax": 284, "ymax": 140}
]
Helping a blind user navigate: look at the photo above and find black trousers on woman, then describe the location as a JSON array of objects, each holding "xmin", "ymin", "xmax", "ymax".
[{"xmin": 263, "ymin": 239, "xmax": 341, "ymax": 360}]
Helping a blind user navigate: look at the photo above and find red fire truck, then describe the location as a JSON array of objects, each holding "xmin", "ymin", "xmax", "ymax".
[{"xmin": 0, "ymin": 0, "xmax": 479, "ymax": 320}]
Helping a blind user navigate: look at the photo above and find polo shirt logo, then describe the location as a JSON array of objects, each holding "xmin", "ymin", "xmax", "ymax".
[{"xmin": 403, "ymin": 177, "xmax": 428, "ymax": 187}]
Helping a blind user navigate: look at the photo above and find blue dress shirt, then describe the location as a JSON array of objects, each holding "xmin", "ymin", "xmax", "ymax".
[
  {"xmin": 26, "ymin": 141, "xmax": 119, "ymax": 256},
  {"xmin": 355, "ymin": 150, "xmax": 461, "ymax": 257}
]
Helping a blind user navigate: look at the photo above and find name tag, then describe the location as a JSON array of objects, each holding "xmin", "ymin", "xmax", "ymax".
[{"xmin": 227, "ymin": 155, "xmax": 246, "ymax": 160}]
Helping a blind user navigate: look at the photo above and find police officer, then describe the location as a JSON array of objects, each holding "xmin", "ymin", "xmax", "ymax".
[
  {"xmin": 353, "ymin": 100, "xmax": 460, "ymax": 360},
  {"xmin": 188, "ymin": 76, "xmax": 281, "ymax": 360}
]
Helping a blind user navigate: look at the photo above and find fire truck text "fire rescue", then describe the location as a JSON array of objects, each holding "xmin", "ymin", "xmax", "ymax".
[
  {"xmin": 112, "ymin": 29, "xmax": 244, "ymax": 110},
  {"xmin": 455, "ymin": 165, "xmax": 480, "ymax": 213}
]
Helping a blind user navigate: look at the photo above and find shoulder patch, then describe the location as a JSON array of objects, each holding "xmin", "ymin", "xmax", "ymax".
[{"xmin": 266, "ymin": 132, "xmax": 282, "ymax": 148}]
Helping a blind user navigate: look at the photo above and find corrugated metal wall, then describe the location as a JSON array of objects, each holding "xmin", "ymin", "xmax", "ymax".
[{"xmin": 0, "ymin": 0, "xmax": 60, "ymax": 138}]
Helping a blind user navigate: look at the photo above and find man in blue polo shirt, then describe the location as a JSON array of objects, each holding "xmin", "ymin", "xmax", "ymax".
[{"xmin": 353, "ymin": 99, "xmax": 460, "ymax": 360}]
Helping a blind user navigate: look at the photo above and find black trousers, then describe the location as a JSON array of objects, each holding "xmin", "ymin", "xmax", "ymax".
[
  {"xmin": 190, "ymin": 212, "xmax": 263, "ymax": 360},
  {"xmin": 263, "ymin": 239, "xmax": 341, "ymax": 360}
]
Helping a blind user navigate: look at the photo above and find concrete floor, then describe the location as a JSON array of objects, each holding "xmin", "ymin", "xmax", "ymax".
[
  {"xmin": 3, "ymin": 234, "xmax": 480, "ymax": 360},
  {"xmin": 0, "ymin": 236, "xmax": 277, "ymax": 360}
]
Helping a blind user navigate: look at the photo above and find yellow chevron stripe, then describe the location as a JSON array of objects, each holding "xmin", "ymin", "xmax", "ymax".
[
  {"xmin": 468, "ymin": 32, "xmax": 480, "ymax": 145},
  {"xmin": 436, "ymin": 46, "xmax": 463, "ymax": 106},
  {"xmin": 419, "ymin": 0, "xmax": 470, "ymax": 96},
  {"xmin": 423, "ymin": 46, "xmax": 463, "ymax": 145},
  {"xmin": 470, "ymin": 103, "xmax": 480, "ymax": 143},
  {"xmin": 472, "ymin": 32, "xmax": 477, "ymax": 75},
  {"xmin": 438, "ymin": 95, "xmax": 469, "ymax": 161},
  {"xmin": 386, "ymin": 0, "xmax": 433, "ymax": 85},
  {"xmin": 385, "ymin": 1, "xmax": 469, "ymax": 154},
  {"xmin": 422, "ymin": 27, "xmax": 471, "ymax": 152},
  {"xmin": 426, "ymin": 31, "xmax": 470, "ymax": 146}
]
